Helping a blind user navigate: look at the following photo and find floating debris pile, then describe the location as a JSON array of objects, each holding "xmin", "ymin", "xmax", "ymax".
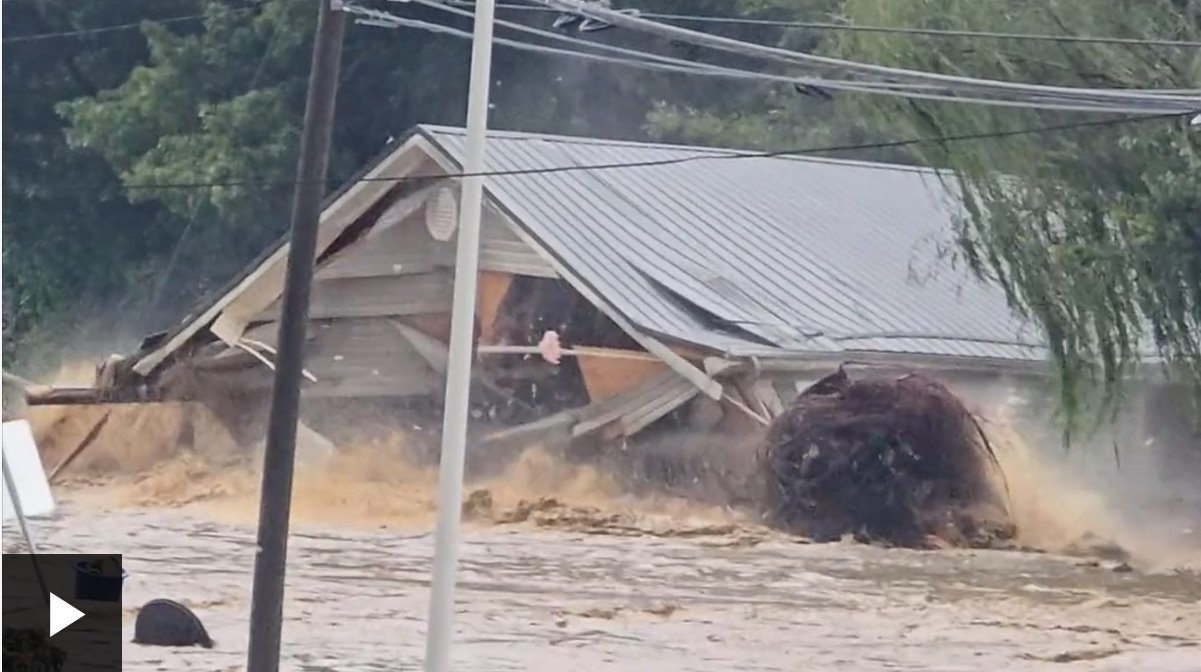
[{"xmin": 760, "ymin": 369, "xmax": 1014, "ymax": 548}]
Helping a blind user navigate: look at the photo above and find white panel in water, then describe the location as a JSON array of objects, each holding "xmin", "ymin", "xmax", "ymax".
[{"xmin": 2, "ymin": 419, "xmax": 57, "ymax": 519}]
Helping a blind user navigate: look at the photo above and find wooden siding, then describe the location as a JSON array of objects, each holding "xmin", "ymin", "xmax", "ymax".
[
  {"xmin": 206, "ymin": 317, "xmax": 441, "ymax": 398},
  {"xmin": 316, "ymin": 211, "xmax": 454, "ymax": 281},
  {"xmin": 574, "ymin": 371, "xmax": 698, "ymax": 439},
  {"xmin": 479, "ymin": 210, "xmax": 557, "ymax": 278},
  {"xmin": 256, "ymin": 272, "xmax": 453, "ymax": 321},
  {"xmin": 577, "ymin": 353, "xmax": 668, "ymax": 402},
  {"xmin": 312, "ymin": 203, "xmax": 554, "ymax": 283}
]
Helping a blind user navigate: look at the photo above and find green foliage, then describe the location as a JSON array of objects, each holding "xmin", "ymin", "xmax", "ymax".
[
  {"xmin": 58, "ymin": 0, "xmax": 318, "ymax": 271},
  {"xmin": 640, "ymin": 0, "xmax": 916, "ymax": 163},
  {"xmin": 4, "ymin": 0, "xmax": 733, "ymax": 372},
  {"xmin": 636, "ymin": 0, "xmax": 1201, "ymax": 433},
  {"xmin": 824, "ymin": 0, "xmax": 1201, "ymax": 434},
  {"xmin": 3, "ymin": 0, "xmax": 193, "ymax": 369},
  {"xmin": 5, "ymin": 0, "xmax": 1197, "ymax": 438}
]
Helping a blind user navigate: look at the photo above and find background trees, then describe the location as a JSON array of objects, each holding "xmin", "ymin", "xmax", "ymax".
[{"xmin": 4, "ymin": 0, "xmax": 1197, "ymax": 427}]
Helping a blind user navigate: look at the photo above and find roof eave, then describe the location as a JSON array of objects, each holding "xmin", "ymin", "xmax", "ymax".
[{"xmin": 130, "ymin": 127, "xmax": 438, "ymax": 376}]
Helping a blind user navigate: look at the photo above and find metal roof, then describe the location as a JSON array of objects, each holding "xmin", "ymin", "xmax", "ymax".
[{"xmin": 420, "ymin": 125, "xmax": 1046, "ymax": 363}]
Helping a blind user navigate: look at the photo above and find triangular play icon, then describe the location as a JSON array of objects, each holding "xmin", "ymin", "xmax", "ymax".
[{"xmin": 49, "ymin": 592, "xmax": 85, "ymax": 637}]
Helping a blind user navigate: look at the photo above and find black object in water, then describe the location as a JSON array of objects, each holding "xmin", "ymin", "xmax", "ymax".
[{"xmin": 132, "ymin": 599, "xmax": 214, "ymax": 649}]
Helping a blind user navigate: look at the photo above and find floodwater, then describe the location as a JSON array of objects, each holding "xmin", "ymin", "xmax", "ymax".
[
  {"xmin": 7, "ymin": 401, "xmax": 1201, "ymax": 671},
  {"xmin": 6, "ymin": 486, "xmax": 1200, "ymax": 671}
]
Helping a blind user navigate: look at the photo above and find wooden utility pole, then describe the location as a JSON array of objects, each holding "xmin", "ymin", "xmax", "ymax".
[{"xmin": 246, "ymin": 1, "xmax": 346, "ymax": 670}]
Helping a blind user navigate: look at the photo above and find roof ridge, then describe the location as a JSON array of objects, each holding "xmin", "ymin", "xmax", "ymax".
[{"xmin": 415, "ymin": 123, "xmax": 946, "ymax": 176}]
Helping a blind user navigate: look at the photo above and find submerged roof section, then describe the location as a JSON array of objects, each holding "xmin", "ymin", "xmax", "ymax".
[{"xmin": 419, "ymin": 125, "xmax": 1045, "ymax": 363}]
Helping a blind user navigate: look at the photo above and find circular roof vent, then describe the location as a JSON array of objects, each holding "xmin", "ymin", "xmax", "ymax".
[{"xmin": 425, "ymin": 188, "xmax": 459, "ymax": 241}]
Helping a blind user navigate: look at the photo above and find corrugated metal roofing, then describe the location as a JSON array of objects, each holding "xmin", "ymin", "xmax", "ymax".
[
  {"xmin": 421, "ymin": 125, "xmax": 1044, "ymax": 362},
  {"xmin": 423, "ymin": 126, "xmax": 1047, "ymax": 363}
]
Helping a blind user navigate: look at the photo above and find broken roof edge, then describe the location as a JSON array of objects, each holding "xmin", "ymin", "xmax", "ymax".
[
  {"xmin": 741, "ymin": 348, "xmax": 1053, "ymax": 376},
  {"xmin": 124, "ymin": 124, "xmax": 728, "ymax": 398},
  {"xmin": 728, "ymin": 345, "xmax": 1178, "ymax": 383},
  {"xmin": 130, "ymin": 128, "xmax": 436, "ymax": 376}
]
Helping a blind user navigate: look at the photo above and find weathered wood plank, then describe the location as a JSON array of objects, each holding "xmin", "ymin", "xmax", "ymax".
[
  {"xmin": 480, "ymin": 410, "xmax": 575, "ymax": 447},
  {"xmin": 301, "ymin": 376, "xmax": 438, "ymax": 398},
  {"xmin": 479, "ymin": 209, "xmax": 557, "ymax": 278},
  {"xmin": 621, "ymin": 384, "xmax": 699, "ymax": 436},
  {"xmin": 192, "ymin": 317, "xmax": 442, "ymax": 399},
  {"xmin": 134, "ymin": 143, "xmax": 435, "ymax": 374},
  {"xmin": 214, "ymin": 170, "xmax": 437, "ymax": 336},
  {"xmin": 256, "ymin": 272, "xmax": 453, "ymax": 321},
  {"xmin": 479, "ymin": 240, "xmax": 557, "ymax": 278},
  {"xmin": 577, "ymin": 351, "xmax": 667, "ymax": 402},
  {"xmin": 25, "ymin": 387, "xmax": 106, "ymax": 405},
  {"xmin": 314, "ymin": 255, "xmax": 448, "ymax": 281},
  {"xmin": 389, "ymin": 320, "xmax": 450, "ymax": 375},
  {"xmin": 573, "ymin": 371, "xmax": 695, "ymax": 438},
  {"xmin": 317, "ymin": 210, "xmax": 454, "ymax": 281}
]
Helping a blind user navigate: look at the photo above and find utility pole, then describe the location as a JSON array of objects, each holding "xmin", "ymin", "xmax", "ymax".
[
  {"xmin": 424, "ymin": 0, "xmax": 498, "ymax": 669},
  {"xmin": 245, "ymin": 1, "xmax": 346, "ymax": 671}
]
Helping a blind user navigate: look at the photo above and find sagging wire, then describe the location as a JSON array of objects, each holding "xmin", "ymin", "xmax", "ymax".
[
  {"xmin": 528, "ymin": 0, "xmax": 1200, "ymax": 113},
  {"xmin": 354, "ymin": 1, "xmax": 1198, "ymax": 114}
]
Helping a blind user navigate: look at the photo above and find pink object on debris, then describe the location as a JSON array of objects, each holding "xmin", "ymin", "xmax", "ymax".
[{"xmin": 538, "ymin": 330, "xmax": 563, "ymax": 365}]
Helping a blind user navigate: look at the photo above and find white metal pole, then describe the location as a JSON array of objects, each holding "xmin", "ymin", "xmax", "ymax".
[
  {"xmin": 2, "ymin": 449, "xmax": 49, "ymax": 601},
  {"xmin": 424, "ymin": 0, "xmax": 497, "ymax": 669},
  {"xmin": 2, "ymin": 450, "xmax": 38, "ymax": 553}
]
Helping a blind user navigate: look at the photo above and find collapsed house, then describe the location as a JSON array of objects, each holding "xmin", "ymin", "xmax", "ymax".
[{"xmin": 26, "ymin": 126, "xmax": 1193, "ymax": 474}]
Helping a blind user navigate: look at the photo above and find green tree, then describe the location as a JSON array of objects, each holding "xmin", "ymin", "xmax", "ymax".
[
  {"xmin": 3, "ymin": 0, "xmax": 192, "ymax": 369},
  {"xmin": 630, "ymin": 0, "xmax": 1199, "ymax": 431},
  {"xmin": 827, "ymin": 0, "xmax": 1201, "ymax": 432},
  {"xmin": 639, "ymin": 0, "xmax": 910, "ymax": 163},
  {"xmin": 6, "ymin": 0, "xmax": 724, "ymax": 372}
]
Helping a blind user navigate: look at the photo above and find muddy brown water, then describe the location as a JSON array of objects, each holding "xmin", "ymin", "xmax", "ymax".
[
  {"xmin": 5, "ymin": 493, "xmax": 1200, "ymax": 672},
  {"xmin": 10, "ymin": 400, "xmax": 1201, "ymax": 671}
]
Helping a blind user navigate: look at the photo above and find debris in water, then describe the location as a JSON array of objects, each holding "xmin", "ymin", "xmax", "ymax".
[
  {"xmin": 133, "ymin": 599, "xmax": 214, "ymax": 648},
  {"xmin": 760, "ymin": 369, "xmax": 1014, "ymax": 548},
  {"xmin": 1062, "ymin": 533, "xmax": 1132, "ymax": 562},
  {"xmin": 463, "ymin": 490, "xmax": 746, "ymax": 538},
  {"xmin": 644, "ymin": 604, "xmax": 679, "ymax": 618},
  {"xmin": 462, "ymin": 489, "xmax": 494, "ymax": 520},
  {"xmin": 1020, "ymin": 648, "xmax": 1122, "ymax": 663},
  {"xmin": 577, "ymin": 607, "xmax": 621, "ymax": 619}
]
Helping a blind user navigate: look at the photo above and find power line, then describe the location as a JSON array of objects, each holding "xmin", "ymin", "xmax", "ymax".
[
  {"xmin": 357, "ymin": 3, "xmax": 1196, "ymax": 114},
  {"xmin": 1, "ymin": 7, "xmax": 255, "ymax": 44},
  {"xmin": 6, "ymin": 0, "xmax": 1199, "ymax": 48},
  {"xmin": 13, "ymin": 110, "xmax": 1193, "ymax": 193},
  {"xmin": 3, "ymin": 4, "xmax": 1194, "ymax": 148},
  {"xmin": 357, "ymin": 1, "xmax": 1201, "ymax": 114},
  {"xmin": 532, "ymin": 0, "xmax": 1200, "ymax": 112},
  {"xmin": 454, "ymin": 0, "xmax": 1201, "ymax": 48}
]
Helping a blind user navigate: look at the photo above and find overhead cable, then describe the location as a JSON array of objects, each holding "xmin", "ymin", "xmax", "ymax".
[
  {"xmin": 401, "ymin": 1, "xmax": 951, "ymax": 91},
  {"xmin": 362, "ymin": 2, "xmax": 1195, "ymax": 114},
  {"xmin": 0, "ymin": 10, "xmax": 249, "ymax": 43},
  {"xmin": 20, "ymin": 110, "xmax": 1194, "ymax": 193},
  {"xmin": 445, "ymin": 0, "xmax": 1201, "ymax": 48},
  {"xmin": 530, "ymin": 0, "xmax": 1201, "ymax": 112}
]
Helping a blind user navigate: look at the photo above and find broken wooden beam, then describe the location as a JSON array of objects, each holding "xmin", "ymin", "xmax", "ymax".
[
  {"xmin": 49, "ymin": 412, "xmax": 111, "ymax": 483},
  {"xmin": 25, "ymin": 387, "xmax": 105, "ymax": 406},
  {"xmin": 24, "ymin": 386, "xmax": 161, "ymax": 406},
  {"xmin": 478, "ymin": 410, "xmax": 577, "ymax": 448}
]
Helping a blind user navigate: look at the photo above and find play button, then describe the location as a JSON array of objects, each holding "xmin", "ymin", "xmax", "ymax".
[{"xmin": 50, "ymin": 592, "xmax": 86, "ymax": 637}]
